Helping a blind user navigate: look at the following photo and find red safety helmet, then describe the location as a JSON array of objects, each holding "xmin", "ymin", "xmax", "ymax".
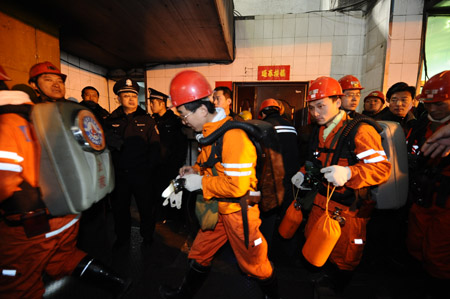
[
  {"xmin": 307, "ymin": 76, "xmax": 344, "ymax": 102},
  {"xmin": 338, "ymin": 75, "xmax": 364, "ymax": 91},
  {"xmin": 417, "ymin": 70, "xmax": 450, "ymax": 103},
  {"xmin": 169, "ymin": 70, "xmax": 212, "ymax": 107},
  {"xmin": 28, "ymin": 61, "xmax": 67, "ymax": 83},
  {"xmin": 364, "ymin": 91, "xmax": 385, "ymax": 104},
  {"xmin": 259, "ymin": 98, "xmax": 280, "ymax": 116},
  {"xmin": 0, "ymin": 65, "xmax": 11, "ymax": 81}
]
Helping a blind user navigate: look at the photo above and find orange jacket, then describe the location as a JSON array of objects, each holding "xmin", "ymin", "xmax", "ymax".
[
  {"xmin": 193, "ymin": 116, "xmax": 258, "ymax": 214},
  {"xmin": 0, "ymin": 104, "xmax": 40, "ymax": 201},
  {"xmin": 302, "ymin": 112, "xmax": 391, "ymax": 198}
]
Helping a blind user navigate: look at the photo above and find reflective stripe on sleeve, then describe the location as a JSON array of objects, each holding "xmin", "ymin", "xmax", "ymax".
[
  {"xmin": 221, "ymin": 163, "xmax": 253, "ymax": 168},
  {"xmin": 0, "ymin": 151, "xmax": 24, "ymax": 162},
  {"xmin": 274, "ymin": 126, "xmax": 297, "ymax": 135},
  {"xmin": 45, "ymin": 215, "xmax": 80, "ymax": 238},
  {"xmin": 356, "ymin": 149, "xmax": 376, "ymax": 159},
  {"xmin": 0, "ymin": 162, "xmax": 22, "ymax": 172},
  {"xmin": 223, "ymin": 170, "xmax": 252, "ymax": 177},
  {"xmin": 364, "ymin": 156, "xmax": 386, "ymax": 163}
]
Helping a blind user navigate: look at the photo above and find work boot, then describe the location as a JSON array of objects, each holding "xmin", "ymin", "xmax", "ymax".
[
  {"xmin": 257, "ymin": 271, "xmax": 280, "ymax": 299},
  {"xmin": 159, "ymin": 260, "xmax": 210, "ymax": 299},
  {"xmin": 73, "ymin": 256, "xmax": 132, "ymax": 298}
]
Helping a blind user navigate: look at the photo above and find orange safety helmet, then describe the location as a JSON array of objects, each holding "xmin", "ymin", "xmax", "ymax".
[
  {"xmin": 169, "ymin": 70, "xmax": 212, "ymax": 107},
  {"xmin": 307, "ymin": 76, "xmax": 344, "ymax": 102},
  {"xmin": 0, "ymin": 65, "xmax": 11, "ymax": 81},
  {"xmin": 364, "ymin": 91, "xmax": 385, "ymax": 104},
  {"xmin": 338, "ymin": 75, "xmax": 364, "ymax": 91},
  {"xmin": 259, "ymin": 98, "xmax": 280, "ymax": 114},
  {"xmin": 417, "ymin": 70, "xmax": 450, "ymax": 103},
  {"xmin": 28, "ymin": 61, "xmax": 67, "ymax": 83}
]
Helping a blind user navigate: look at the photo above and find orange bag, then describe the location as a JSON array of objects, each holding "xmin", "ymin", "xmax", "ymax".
[
  {"xmin": 278, "ymin": 199, "xmax": 303, "ymax": 239},
  {"xmin": 302, "ymin": 185, "xmax": 341, "ymax": 267}
]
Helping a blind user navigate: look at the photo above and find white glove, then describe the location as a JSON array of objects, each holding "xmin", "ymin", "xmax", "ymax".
[
  {"xmin": 183, "ymin": 174, "xmax": 203, "ymax": 191},
  {"xmin": 320, "ymin": 166, "xmax": 351, "ymax": 187},
  {"xmin": 162, "ymin": 176, "xmax": 183, "ymax": 209},
  {"xmin": 291, "ymin": 172, "xmax": 305, "ymax": 188}
]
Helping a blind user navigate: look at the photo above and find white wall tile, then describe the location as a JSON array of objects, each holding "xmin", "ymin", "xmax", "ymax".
[
  {"xmin": 254, "ymin": 19, "xmax": 265, "ymax": 39},
  {"xmin": 387, "ymin": 64, "xmax": 403, "ymax": 88},
  {"xmin": 390, "ymin": 39, "xmax": 405, "ymax": 63},
  {"xmin": 293, "ymin": 56, "xmax": 307, "ymax": 75},
  {"xmin": 320, "ymin": 36, "xmax": 333, "ymax": 56},
  {"xmin": 334, "ymin": 13, "xmax": 348, "ymax": 36},
  {"xmin": 391, "ymin": 16, "xmax": 406, "ymax": 39},
  {"xmin": 393, "ymin": 0, "xmax": 408, "ymax": 16},
  {"xmin": 318, "ymin": 55, "xmax": 331, "ymax": 75},
  {"xmin": 305, "ymin": 56, "xmax": 320, "ymax": 76},
  {"xmin": 347, "ymin": 36, "xmax": 363, "ymax": 55},
  {"xmin": 321, "ymin": 14, "xmax": 335, "ymax": 36},
  {"xmin": 403, "ymin": 39, "xmax": 421, "ymax": 64},
  {"xmin": 406, "ymin": 0, "xmax": 424, "ymax": 15},
  {"xmin": 294, "ymin": 37, "xmax": 308, "ymax": 56},
  {"xmin": 404, "ymin": 14, "xmax": 423, "ymax": 39},
  {"xmin": 401, "ymin": 63, "xmax": 419, "ymax": 85},
  {"xmin": 332, "ymin": 36, "xmax": 347, "ymax": 55},
  {"xmin": 307, "ymin": 37, "xmax": 321, "ymax": 56},
  {"xmin": 273, "ymin": 18, "xmax": 283, "ymax": 38},
  {"xmin": 307, "ymin": 16, "xmax": 322, "ymax": 37},
  {"xmin": 282, "ymin": 37, "xmax": 295, "ymax": 57},
  {"xmin": 264, "ymin": 18, "xmax": 274, "ymax": 39},
  {"xmin": 295, "ymin": 15, "xmax": 309, "ymax": 37},
  {"xmin": 262, "ymin": 38, "xmax": 273, "ymax": 58},
  {"xmin": 282, "ymin": 17, "xmax": 295, "ymax": 37}
]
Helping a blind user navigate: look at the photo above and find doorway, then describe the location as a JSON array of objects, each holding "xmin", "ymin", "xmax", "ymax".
[{"xmin": 233, "ymin": 82, "xmax": 309, "ymax": 129}]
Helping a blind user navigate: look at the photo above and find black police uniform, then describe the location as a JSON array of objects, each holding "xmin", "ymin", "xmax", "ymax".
[
  {"xmin": 79, "ymin": 100, "xmax": 110, "ymax": 124},
  {"xmin": 105, "ymin": 79, "xmax": 160, "ymax": 246},
  {"xmin": 149, "ymin": 88, "xmax": 188, "ymax": 221}
]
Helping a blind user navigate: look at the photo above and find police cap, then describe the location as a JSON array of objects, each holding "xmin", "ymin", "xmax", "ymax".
[
  {"xmin": 113, "ymin": 78, "xmax": 139, "ymax": 95},
  {"xmin": 148, "ymin": 87, "xmax": 168, "ymax": 103}
]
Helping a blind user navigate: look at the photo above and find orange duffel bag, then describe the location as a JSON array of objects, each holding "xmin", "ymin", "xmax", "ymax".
[
  {"xmin": 302, "ymin": 184, "xmax": 341, "ymax": 267},
  {"xmin": 278, "ymin": 199, "xmax": 303, "ymax": 239}
]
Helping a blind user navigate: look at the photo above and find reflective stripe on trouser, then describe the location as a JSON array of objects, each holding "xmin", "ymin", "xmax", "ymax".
[
  {"xmin": 0, "ymin": 216, "xmax": 87, "ymax": 298},
  {"xmin": 305, "ymin": 193, "xmax": 369, "ymax": 271},
  {"xmin": 188, "ymin": 205, "xmax": 273, "ymax": 280}
]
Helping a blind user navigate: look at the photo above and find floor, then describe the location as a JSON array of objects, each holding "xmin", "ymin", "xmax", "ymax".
[{"xmin": 42, "ymin": 197, "xmax": 436, "ymax": 299}]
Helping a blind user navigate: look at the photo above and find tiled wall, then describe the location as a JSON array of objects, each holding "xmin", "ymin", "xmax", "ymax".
[
  {"xmin": 385, "ymin": 0, "xmax": 424, "ymax": 90},
  {"xmin": 60, "ymin": 51, "xmax": 119, "ymax": 112},
  {"xmin": 147, "ymin": 10, "xmax": 367, "ymax": 103}
]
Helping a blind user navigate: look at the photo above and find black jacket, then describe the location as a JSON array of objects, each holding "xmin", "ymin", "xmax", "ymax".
[
  {"xmin": 79, "ymin": 100, "xmax": 110, "ymax": 124},
  {"xmin": 105, "ymin": 106, "xmax": 160, "ymax": 172},
  {"xmin": 152, "ymin": 109, "xmax": 187, "ymax": 171},
  {"xmin": 378, "ymin": 109, "xmax": 416, "ymax": 136},
  {"xmin": 263, "ymin": 113, "xmax": 300, "ymax": 181}
]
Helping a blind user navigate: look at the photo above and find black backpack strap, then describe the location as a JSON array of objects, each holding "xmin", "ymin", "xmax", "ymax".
[
  {"xmin": 0, "ymin": 104, "xmax": 32, "ymax": 121},
  {"xmin": 199, "ymin": 135, "xmax": 224, "ymax": 169}
]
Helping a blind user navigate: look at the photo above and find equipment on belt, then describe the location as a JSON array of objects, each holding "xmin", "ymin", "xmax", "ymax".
[{"xmin": 31, "ymin": 101, "xmax": 114, "ymax": 215}]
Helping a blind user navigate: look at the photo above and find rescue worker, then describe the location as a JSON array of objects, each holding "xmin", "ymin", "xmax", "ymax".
[
  {"xmin": 258, "ymin": 98, "xmax": 301, "ymax": 258},
  {"xmin": 291, "ymin": 76, "xmax": 391, "ymax": 295},
  {"xmin": 159, "ymin": 70, "xmax": 278, "ymax": 299},
  {"xmin": 105, "ymin": 78, "xmax": 160, "ymax": 248},
  {"xmin": 406, "ymin": 70, "xmax": 450, "ymax": 298},
  {"xmin": 212, "ymin": 86, "xmax": 244, "ymax": 121},
  {"xmin": 28, "ymin": 61, "xmax": 67, "ymax": 102},
  {"xmin": 148, "ymin": 87, "xmax": 188, "ymax": 223},
  {"xmin": 361, "ymin": 91, "xmax": 390, "ymax": 119},
  {"xmin": 0, "ymin": 65, "xmax": 11, "ymax": 90},
  {"xmin": 0, "ymin": 89, "xmax": 130, "ymax": 298},
  {"xmin": 79, "ymin": 86, "xmax": 110, "ymax": 123},
  {"xmin": 422, "ymin": 122, "xmax": 450, "ymax": 158},
  {"xmin": 378, "ymin": 82, "xmax": 417, "ymax": 136},
  {"xmin": 338, "ymin": 75, "xmax": 364, "ymax": 117}
]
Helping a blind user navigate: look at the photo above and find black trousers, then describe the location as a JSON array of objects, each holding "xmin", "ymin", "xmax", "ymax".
[{"xmin": 111, "ymin": 170, "xmax": 156, "ymax": 241}]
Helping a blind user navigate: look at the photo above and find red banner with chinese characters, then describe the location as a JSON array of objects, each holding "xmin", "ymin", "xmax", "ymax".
[{"xmin": 257, "ymin": 65, "xmax": 290, "ymax": 81}]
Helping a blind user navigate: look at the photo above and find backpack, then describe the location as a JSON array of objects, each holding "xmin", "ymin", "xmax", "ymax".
[
  {"xmin": 197, "ymin": 119, "xmax": 285, "ymax": 212},
  {"xmin": 308, "ymin": 114, "xmax": 408, "ymax": 209}
]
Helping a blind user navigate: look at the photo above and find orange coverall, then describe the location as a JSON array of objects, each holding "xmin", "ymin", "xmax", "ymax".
[
  {"xmin": 0, "ymin": 102, "xmax": 86, "ymax": 298},
  {"xmin": 303, "ymin": 112, "xmax": 391, "ymax": 270},
  {"xmin": 407, "ymin": 120, "xmax": 450, "ymax": 279},
  {"xmin": 188, "ymin": 116, "xmax": 273, "ymax": 280}
]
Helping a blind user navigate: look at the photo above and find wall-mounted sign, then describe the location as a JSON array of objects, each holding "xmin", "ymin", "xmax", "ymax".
[{"xmin": 257, "ymin": 65, "xmax": 290, "ymax": 81}]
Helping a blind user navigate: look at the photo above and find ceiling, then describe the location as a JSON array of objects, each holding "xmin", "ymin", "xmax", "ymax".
[{"xmin": 1, "ymin": 0, "xmax": 235, "ymax": 73}]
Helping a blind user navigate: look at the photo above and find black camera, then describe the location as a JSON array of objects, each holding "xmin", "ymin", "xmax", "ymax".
[{"xmin": 172, "ymin": 178, "xmax": 186, "ymax": 194}]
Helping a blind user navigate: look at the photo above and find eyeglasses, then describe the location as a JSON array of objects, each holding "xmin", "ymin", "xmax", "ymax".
[
  {"xmin": 179, "ymin": 111, "xmax": 194, "ymax": 123},
  {"xmin": 344, "ymin": 92, "xmax": 361, "ymax": 98},
  {"xmin": 390, "ymin": 98, "xmax": 411, "ymax": 105}
]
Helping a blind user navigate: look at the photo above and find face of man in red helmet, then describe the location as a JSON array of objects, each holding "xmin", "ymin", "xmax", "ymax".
[
  {"xmin": 308, "ymin": 97, "xmax": 341, "ymax": 126},
  {"xmin": 31, "ymin": 73, "xmax": 66, "ymax": 100},
  {"xmin": 424, "ymin": 100, "xmax": 450, "ymax": 121},
  {"xmin": 364, "ymin": 97, "xmax": 383, "ymax": 114},
  {"xmin": 177, "ymin": 105, "xmax": 209, "ymax": 132},
  {"xmin": 341, "ymin": 89, "xmax": 361, "ymax": 112}
]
